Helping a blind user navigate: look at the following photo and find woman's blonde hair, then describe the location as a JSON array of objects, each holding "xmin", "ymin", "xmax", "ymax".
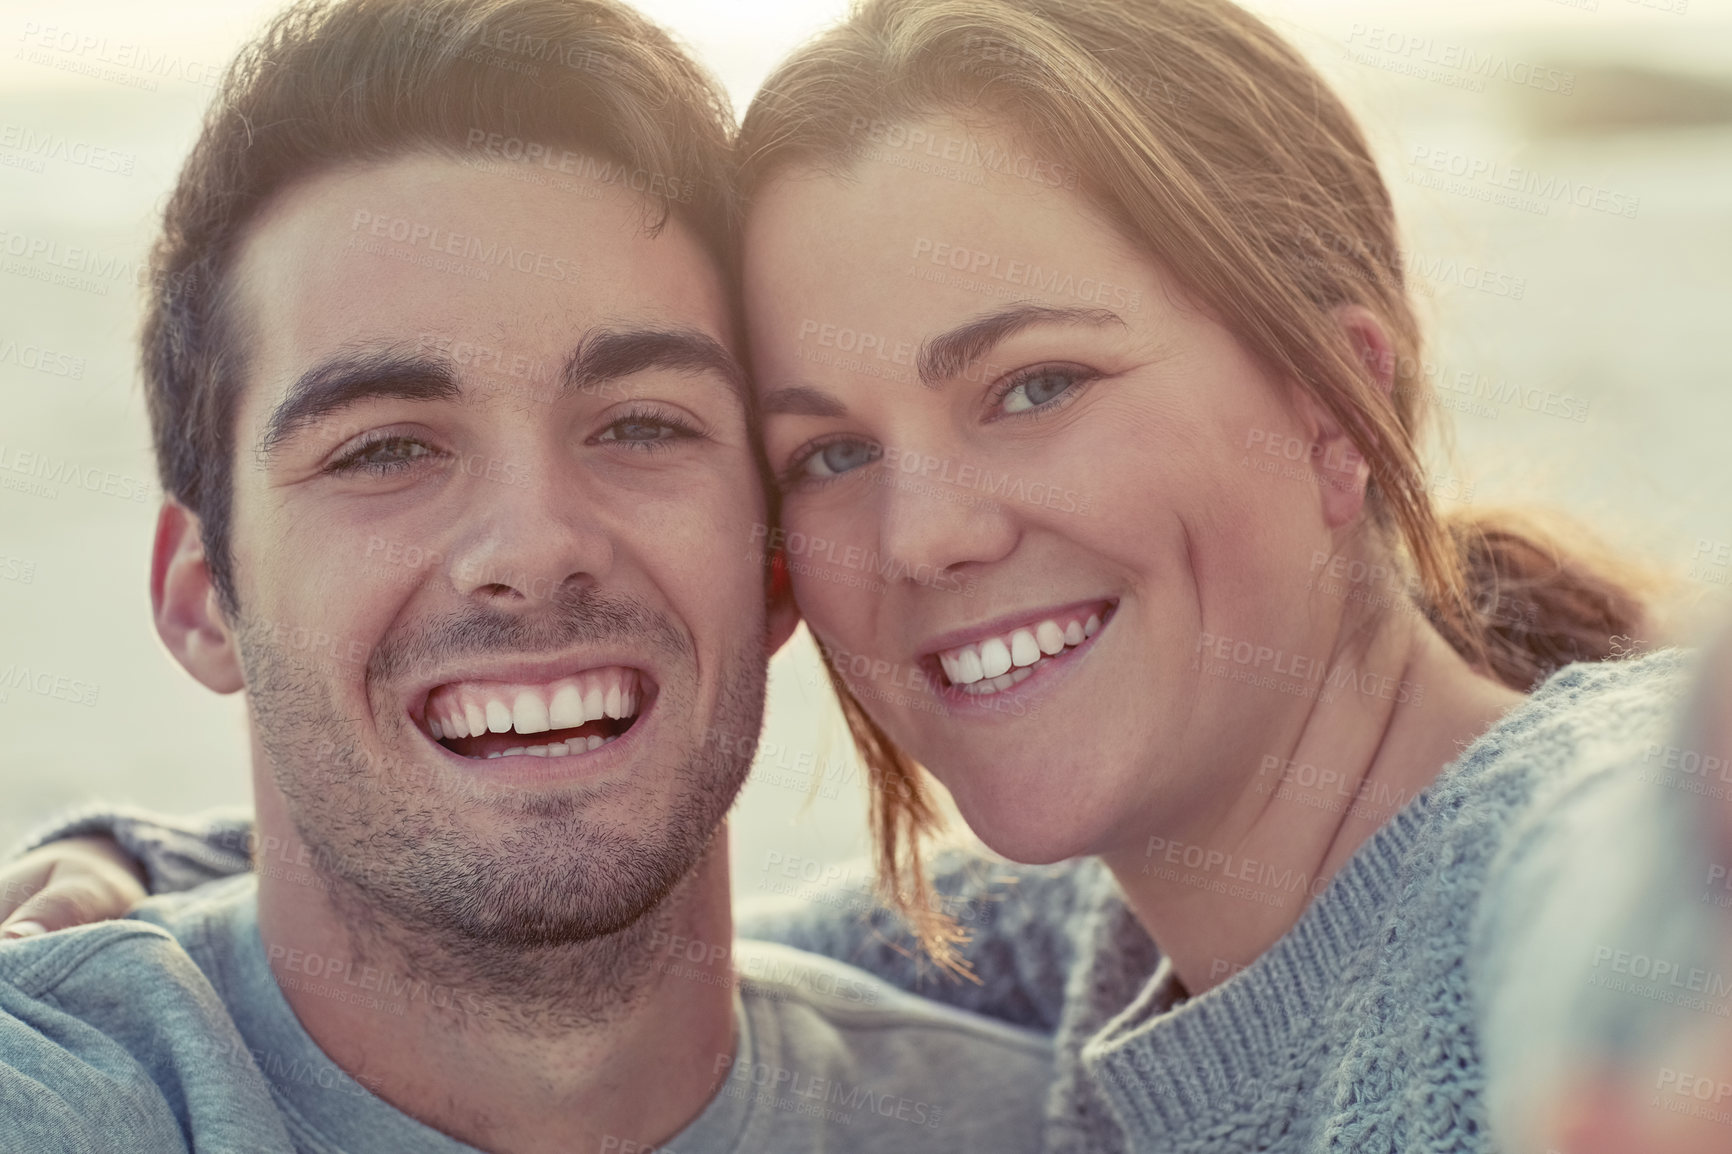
[{"xmin": 736, "ymin": 0, "xmax": 1654, "ymax": 963}]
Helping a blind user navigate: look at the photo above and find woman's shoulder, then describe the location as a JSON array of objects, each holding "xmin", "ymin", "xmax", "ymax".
[
  {"xmin": 1428, "ymin": 647, "xmax": 1693, "ymax": 824},
  {"xmin": 1371, "ymin": 649, "xmax": 1695, "ymax": 949}
]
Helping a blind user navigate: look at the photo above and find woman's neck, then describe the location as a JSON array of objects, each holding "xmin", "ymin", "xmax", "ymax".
[{"xmin": 1103, "ymin": 617, "xmax": 1527, "ymax": 996}]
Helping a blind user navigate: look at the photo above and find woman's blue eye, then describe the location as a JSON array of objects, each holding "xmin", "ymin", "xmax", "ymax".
[
  {"xmin": 1000, "ymin": 369, "xmax": 1081, "ymax": 414},
  {"xmin": 802, "ymin": 439, "xmax": 881, "ymax": 478}
]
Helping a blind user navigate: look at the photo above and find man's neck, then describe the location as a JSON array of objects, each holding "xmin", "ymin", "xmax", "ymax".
[{"xmin": 253, "ymin": 787, "xmax": 738, "ymax": 1154}]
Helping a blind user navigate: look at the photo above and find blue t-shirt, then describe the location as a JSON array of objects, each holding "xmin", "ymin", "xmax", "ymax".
[{"xmin": 0, "ymin": 874, "xmax": 1051, "ymax": 1153}]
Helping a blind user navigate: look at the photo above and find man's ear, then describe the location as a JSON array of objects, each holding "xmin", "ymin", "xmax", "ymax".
[
  {"xmin": 1297, "ymin": 305, "xmax": 1394, "ymax": 530},
  {"xmin": 151, "ymin": 500, "xmax": 244, "ymax": 693},
  {"xmin": 764, "ymin": 550, "xmax": 801, "ymax": 657}
]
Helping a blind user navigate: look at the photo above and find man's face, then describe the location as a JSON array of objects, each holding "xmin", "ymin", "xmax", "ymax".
[{"xmin": 219, "ymin": 151, "xmax": 767, "ymax": 947}]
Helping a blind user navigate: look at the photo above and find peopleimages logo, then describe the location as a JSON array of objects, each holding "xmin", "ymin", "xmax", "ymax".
[
  {"xmin": 1343, "ymin": 25, "xmax": 1575, "ymax": 95},
  {"xmin": 0, "ymin": 123, "xmax": 135, "ymax": 175},
  {"xmin": 749, "ymin": 523, "xmax": 971, "ymax": 595},
  {"xmin": 0, "ymin": 442, "xmax": 155, "ymax": 502},
  {"xmin": 908, "ymin": 238, "xmax": 1141, "ymax": 312},
  {"xmin": 1406, "ymin": 146, "xmax": 1640, "ymax": 220},
  {"xmin": 712, "ymin": 1053, "xmax": 944, "ymax": 1129},
  {"xmin": 347, "ymin": 209, "xmax": 580, "ymax": 283}
]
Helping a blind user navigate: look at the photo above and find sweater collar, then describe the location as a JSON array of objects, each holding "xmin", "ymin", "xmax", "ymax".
[{"xmin": 1067, "ymin": 655, "xmax": 1635, "ymax": 1137}]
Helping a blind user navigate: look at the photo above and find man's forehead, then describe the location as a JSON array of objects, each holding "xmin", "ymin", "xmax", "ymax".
[{"xmin": 227, "ymin": 151, "xmax": 734, "ymax": 415}]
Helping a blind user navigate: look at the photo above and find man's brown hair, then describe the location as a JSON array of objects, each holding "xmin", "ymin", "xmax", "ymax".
[{"xmin": 143, "ymin": 0, "xmax": 739, "ymax": 611}]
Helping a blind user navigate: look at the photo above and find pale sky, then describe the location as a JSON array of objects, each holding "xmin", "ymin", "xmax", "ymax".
[{"xmin": 5, "ymin": 0, "xmax": 1728, "ymax": 105}]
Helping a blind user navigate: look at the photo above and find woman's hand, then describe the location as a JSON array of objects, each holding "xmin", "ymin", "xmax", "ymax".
[
  {"xmin": 1546, "ymin": 626, "xmax": 1732, "ymax": 1154},
  {"xmin": 0, "ymin": 835, "xmax": 148, "ymax": 939}
]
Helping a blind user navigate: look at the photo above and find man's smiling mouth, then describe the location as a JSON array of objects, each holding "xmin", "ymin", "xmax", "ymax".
[{"xmin": 419, "ymin": 666, "xmax": 651, "ymax": 759}]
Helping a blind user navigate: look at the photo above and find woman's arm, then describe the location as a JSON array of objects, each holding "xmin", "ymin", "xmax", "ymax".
[
  {"xmin": 737, "ymin": 850, "xmax": 1100, "ymax": 1033},
  {"xmin": 1477, "ymin": 630, "xmax": 1732, "ymax": 1154},
  {"xmin": 0, "ymin": 805, "xmax": 253, "ymax": 937},
  {"xmin": 3, "ymin": 806, "xmax": 1098, "ymax": 1034}
]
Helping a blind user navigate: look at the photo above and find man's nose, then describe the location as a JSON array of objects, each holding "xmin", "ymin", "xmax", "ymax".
[{"xmin": 444, "ymin": 450, "xmax": 615, "ymax": 608}]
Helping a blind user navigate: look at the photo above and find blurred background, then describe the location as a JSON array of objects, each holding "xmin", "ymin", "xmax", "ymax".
[{"xmin": 2, "ymin": 0, "xmax": 1730, "ymax": 904}]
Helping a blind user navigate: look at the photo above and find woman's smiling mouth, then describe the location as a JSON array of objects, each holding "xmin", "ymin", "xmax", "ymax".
[{"xmin": 928, "ymin": 600, "xmax": 1116, "ymax": 697}]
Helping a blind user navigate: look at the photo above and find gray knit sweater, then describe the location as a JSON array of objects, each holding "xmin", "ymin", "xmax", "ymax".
[{"xmin": 19, "ymin": 651, "xmax": 1701, "ymax": 1153}]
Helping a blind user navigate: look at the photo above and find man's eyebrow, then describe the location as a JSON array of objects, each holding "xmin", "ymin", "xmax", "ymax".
[
  {"xmin": 562, "ymin": 327, "xmax": 747, "ymax": 402},
  {"xmin": 917, "ymin": 304, "xmax": 1125, "ymax": 388},
  {"xmin": 262, "ymin": 351, "xmax": 461, "ymax": 456}
]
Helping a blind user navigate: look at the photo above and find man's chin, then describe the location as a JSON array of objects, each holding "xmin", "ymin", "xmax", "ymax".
[{"xmin": 307, "ymin": 793, "xmax": 708, "ymax": 949}]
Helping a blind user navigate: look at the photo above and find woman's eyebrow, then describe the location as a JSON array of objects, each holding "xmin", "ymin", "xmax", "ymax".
[
  {"xmin": 917, "ymin": 304, "xmax": 1125, "ymax": 388},
  {"xmin": 760, "ymin": 383, "xmax": 849, "ymax": 418},
  {"xmin": 758, "ymin": 304, "xmax": 1127, "ymax": 419}
]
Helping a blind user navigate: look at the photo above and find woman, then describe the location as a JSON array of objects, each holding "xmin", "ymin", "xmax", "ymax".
[
  {"xmin": 722, "ymin": 3, "xmax": 1697, "ymax": 1150},
  {"xmin": 3, "ymin": 0, "xmax": 1718, "ymax": 1150}
]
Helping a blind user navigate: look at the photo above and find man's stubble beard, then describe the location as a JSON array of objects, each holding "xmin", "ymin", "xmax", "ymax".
[{"xmin": 236, "ymin": 591, "xmax": 766, "ymax": 1029}]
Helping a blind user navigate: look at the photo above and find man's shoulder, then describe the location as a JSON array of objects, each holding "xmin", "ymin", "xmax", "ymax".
[
  {"xmin": 728, "ymin": 939, "xmax": 1051, "ymax": 1148},
  {"xmin": 0, "ymin": 910, "xmax": 293, "ymax": 1152}
]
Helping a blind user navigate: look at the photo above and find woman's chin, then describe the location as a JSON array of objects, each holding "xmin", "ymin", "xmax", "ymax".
[{"xmin": 953, "ymin": 796, "xmax": 1102, "ymax": 866}]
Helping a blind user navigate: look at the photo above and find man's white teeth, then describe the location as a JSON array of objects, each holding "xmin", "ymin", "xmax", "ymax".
[
  {"xmin": 425, "ymin": 667, "xmax": 643, "ymax": 743},
  {"xmin": 549, "ymin": 684, "xmax": 585, "ymax": 729},
  {"xmin": 938, "ymin": 609, "xmax": 1108, "ymax": 692},
  {"xmin": 486, "ymin": 733, "xmax": 619, "ymax": 759},
  {"xmin": 512, "ymin": 691, "xmax": 550, "ymax": 735}
]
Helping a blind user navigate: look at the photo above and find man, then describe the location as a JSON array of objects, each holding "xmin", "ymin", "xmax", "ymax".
[{"xmin": 0, "ymin": 1, "xmax": 1050, "ymax": 1150}]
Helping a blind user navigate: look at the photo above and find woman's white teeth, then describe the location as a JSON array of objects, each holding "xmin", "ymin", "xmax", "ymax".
[
  {"xmin": 961, "ymin": 666, "xmax": 1035, "ymax": 695},
  {"xmin": 425, "ymin": 668, "xmax": 643, "ymax": 744},
  {"xmin": 938, "ymin": 609, "xmax": 1108, "ymax": 692}
]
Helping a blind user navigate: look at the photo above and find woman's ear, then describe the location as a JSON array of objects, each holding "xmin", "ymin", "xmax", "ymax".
[
  {"xmin": 1336, "ymin": 304, "xmax": 1396, "ymax": 400},
  {"xmin": 151, "ymin": 500, "xmax": 244, "ymax": 693},
  {"xmin": 764, "ymin": 549, "xmax": 802, "ymax": 657},
  {"xmin": 1297, "ymin": 305, "xmax": 1394, "ymax": 530}
]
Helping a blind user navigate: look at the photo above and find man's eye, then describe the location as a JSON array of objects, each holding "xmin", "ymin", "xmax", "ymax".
[
  {"xmin": 800, "ymin": 439, "xmax": 881, "ymax": 479},
  {"xmin": 328, "ymin": 437, "xmax": 438, "ymax": 475},
  {"xmin": 593, "ymin": 408, "xmax": 701, "ymax": 449},
  {"xmin": 998, "ymin": 367, "xmax": 1089, "ymax": 415},
  {"xmin": 602, "ymin": 419, "xmax": 678, "ymax": 442}
]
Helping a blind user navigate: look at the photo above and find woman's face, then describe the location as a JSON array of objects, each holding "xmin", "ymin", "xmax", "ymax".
[{"xmin": 743, "ymin": 118, "xmax": 1370, "ymax": 864}]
